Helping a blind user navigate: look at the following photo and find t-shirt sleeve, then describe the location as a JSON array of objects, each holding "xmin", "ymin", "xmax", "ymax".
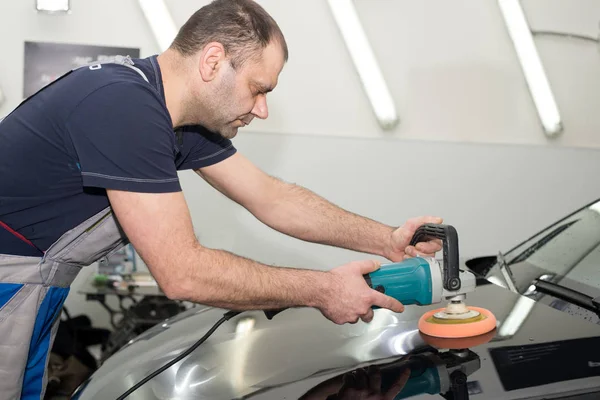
[
  {"xmin": 176, "ymin": 125, "xmax": 237, "ymax": 170},
  {"xmin": 66, "ymin": 81, "xmax": 181, "ymax": 193}
]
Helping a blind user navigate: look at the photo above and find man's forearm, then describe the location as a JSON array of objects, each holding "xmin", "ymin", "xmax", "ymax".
[
  {"xmin": 163, "ymin": 242, "xmax": 331, "ymax": 310},
  {"xmin": 253, "ymin": 179, "xmax": 395, "ymax": 258},
  {"xmin": 106, "ymin": 189, "xmax": 400, "ymax": 325}
]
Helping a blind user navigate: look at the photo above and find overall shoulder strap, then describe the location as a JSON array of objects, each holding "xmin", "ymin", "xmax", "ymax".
[
  {"xmin": 0, "ymin": 55, "xmax": 149, "ymax": 123},
  {"xmin": 74, "ymin": 55, "xmax": 150, "ymax": 83}
]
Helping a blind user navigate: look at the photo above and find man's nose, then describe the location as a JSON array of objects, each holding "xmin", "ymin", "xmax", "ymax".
[{"xmin": 252, "ymin": 95, "xmax": 269, "ymax": 120}]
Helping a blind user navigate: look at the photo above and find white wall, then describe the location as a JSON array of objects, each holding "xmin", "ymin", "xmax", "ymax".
[
  {"xmin": 216, "ymin": 0, "xmax": 600, "ymax": 148},
  {"xmin": 1, "ymin": 0, "xmax": 599, "ymax": 329}
]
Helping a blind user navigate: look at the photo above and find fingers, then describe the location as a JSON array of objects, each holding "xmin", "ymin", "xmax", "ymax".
[
  {"xmin": 399, "ymin": 216, "xmax": 444, "ymax": 260},
  {"xmin": 356, "ymin": 259, "xmax": 381, "ymax": 274},
  {"xmin": 414, "ymin": 216, "xmax": 443, "ymax": 225},
  {"xmin": 360, "ymin": 308, "xmax": 374, "ymax": 323},
  {"xmin": 371, "ymin": 291, "xmax": 405, "ymax": 313},
  {"xmin": 326, "ymin": 259, "xmax": 401, "ymax": 325},
  {"xmin": 384, "ymin": 368, "xmax": 411, "ymax": 400},
  {"xmin": 403, "ymin": 245, "xmax": 418, "ymax": 258},
  {"xmin": 403, "ymin": 245, "xmax": 433, "ymax": 259},
  {"xmin": 404, "ymin": 238, "xmax": 442, "ymax": 259},
  {"xmin": 408, "ymin": 215, "xmax": 443, "ymax": 249},
  {"xmin": 415, "ymin": 239, "xmax": 442, "ymax": 254},
  {"xmin": 404, "ymin": 215, "xmax": 443, "ymax": 232}
]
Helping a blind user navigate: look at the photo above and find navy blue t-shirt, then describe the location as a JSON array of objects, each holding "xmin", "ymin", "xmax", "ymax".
[{"xmin": 0, "ymin": 55, "xmax": 236, "ymax": 256}]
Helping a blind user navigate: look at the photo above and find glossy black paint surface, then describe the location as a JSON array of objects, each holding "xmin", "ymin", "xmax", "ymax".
[{"xmin": 75, "ymin": 279, "xmax": 600, "ymax": 400}]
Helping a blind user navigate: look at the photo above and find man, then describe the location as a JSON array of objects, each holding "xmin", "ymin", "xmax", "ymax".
[{"xmin": 0, "ymin": 0, "xmax": 442, "ymax": 398}]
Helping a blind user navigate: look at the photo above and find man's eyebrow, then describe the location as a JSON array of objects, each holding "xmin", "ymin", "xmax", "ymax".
[{"xmin": 252, "ymin": 81, "xmax": 273, "ymax": 93}]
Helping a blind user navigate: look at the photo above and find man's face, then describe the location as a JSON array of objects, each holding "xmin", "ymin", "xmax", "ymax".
[{"xmin": 204, "ymin": 42, "xmax": 285, "ymax": 139}]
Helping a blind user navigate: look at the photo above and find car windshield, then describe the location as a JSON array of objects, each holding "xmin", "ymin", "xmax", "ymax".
[{"xmin": 487, "ymin": 199, "xmax": 600, "ymax": 299}]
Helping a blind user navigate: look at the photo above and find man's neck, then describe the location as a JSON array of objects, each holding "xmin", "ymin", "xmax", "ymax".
[{"xmin": 156, "ymin": 50, "xmax": 190, "ymax": 128}]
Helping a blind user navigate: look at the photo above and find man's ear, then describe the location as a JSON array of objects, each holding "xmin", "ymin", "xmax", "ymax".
[{"xmin": 198, "ymin": 42, "xmax": 226, "ymax": 82}]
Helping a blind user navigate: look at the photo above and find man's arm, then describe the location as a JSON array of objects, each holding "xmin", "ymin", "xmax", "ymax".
[
  {"xmin": 106, "ymin": 189, "xmax": 404, "ymax": 323},
  {"xmin": 196, "ymin": 153, "xmax": 440, "ymax": 261}
]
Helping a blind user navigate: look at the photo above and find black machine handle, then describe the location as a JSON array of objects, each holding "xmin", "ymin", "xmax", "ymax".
[{"xmin": 410, "ymin": 223, "xmax": 461, "ymax": 291}]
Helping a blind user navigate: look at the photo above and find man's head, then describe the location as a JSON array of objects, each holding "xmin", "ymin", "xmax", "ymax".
[{"xmin": 166, "ymin": 0, "xmax": 288, "ymax": 138}]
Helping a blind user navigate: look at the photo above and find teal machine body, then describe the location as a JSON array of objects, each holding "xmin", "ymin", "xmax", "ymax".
[
  {"xmin": 364, "ymin": 223, "xmax": 462, "ymax": 307},
  {"xmin": 377, "ymin": 348, "xmax": 480, "ymax": 399},
  {"xmin": 364, "ymin": 257, "xmax": 435, "ymax": 306},
  {"xmin": 393, "ymin": 366, "xmax": 441, "ymax": 399}
]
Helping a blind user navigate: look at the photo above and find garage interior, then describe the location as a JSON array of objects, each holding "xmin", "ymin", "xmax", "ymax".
[{"xmin": 1, "ymin": 1, "xmax": 599, "ymax": 399}]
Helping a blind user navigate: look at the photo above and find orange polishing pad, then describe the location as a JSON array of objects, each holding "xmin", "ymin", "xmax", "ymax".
[
  {"xmin": 418, "ymin": 306, "xmax": 497, "ymax": 339},
  {"xmin": 420, "ymin": 328, "xmax": 497, "ymax": 349}
]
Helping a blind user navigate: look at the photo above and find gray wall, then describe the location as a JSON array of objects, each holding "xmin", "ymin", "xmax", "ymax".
[
  {"xmin": 179, "ymin": 132, "xmax": 600, "ymax": 268},
  {"xmin": 0, "ymin": 1, "xmax": 599, "ymax": 328}
]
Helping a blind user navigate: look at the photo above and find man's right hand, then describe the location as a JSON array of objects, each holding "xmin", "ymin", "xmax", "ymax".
[{"xmin": 317, "ymin": 260, "xmax": 405, "ymax": 324}]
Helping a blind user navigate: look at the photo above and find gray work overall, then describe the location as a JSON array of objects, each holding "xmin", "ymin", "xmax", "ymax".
[{"xmin": 0, "ymin": 56, "xmax": 149, "ymax": 399}]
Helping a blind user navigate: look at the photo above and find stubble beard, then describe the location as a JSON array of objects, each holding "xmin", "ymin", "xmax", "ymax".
[{"xmin": 203, "ymin": 69, "xmax": 240, "ymax": 139}]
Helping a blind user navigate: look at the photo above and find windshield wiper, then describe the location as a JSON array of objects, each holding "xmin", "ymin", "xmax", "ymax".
[
  {"xmin": 496, "ymin": 251, "xmax": 519, "ymax": 293},
  {"xmin": 532, "ymin": 279, "xmax": 600, "ymax": 317},
  {"xmin": 508, "ymin": 220, "xmax": 579, "ymax": 265}
]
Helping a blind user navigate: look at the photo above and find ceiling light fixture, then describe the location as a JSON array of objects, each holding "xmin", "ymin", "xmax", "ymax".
[
  {"xmin": 327, "ymin": 0, "xmax": 399, "ymax": 131},
  {"xmin": 35, "ymin": 0, "xmax": 70, "ymax": 13},
  {"xmin": 138, "ymin": 0, "xmax": 178, "ymax": 52},
  {"xmin": 498, "ymin": 0, "xmax": 563, "ymax": 137}
]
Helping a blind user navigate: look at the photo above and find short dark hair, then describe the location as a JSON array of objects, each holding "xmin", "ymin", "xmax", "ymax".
[{"xmin": 170, "ymin": 0, "xmax": 288, "ymax": 69}]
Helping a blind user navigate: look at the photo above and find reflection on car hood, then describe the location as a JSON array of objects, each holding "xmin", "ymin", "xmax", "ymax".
[{"xmin": 74, "ymin": 282, "xmax": 600, "ymax": 400}]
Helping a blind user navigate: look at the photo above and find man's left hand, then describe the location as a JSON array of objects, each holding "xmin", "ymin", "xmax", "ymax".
[{"xmin": 384, "ymin": 216, "xmax": 444, "ymax": 262}]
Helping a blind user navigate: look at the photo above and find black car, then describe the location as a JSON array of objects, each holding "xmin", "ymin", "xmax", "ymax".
[
  {"xmin": 467, "ymin": 197, "xmax": 600, "ymax": 327},
  {"xmin": 73, "ymin": 199, "xmax": 600, "ymax": 400}
]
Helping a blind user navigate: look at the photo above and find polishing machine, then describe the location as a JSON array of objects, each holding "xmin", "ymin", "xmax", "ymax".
[{"xmin": 363, "ymin": 224, "xmax": 477, "ymax": 318}]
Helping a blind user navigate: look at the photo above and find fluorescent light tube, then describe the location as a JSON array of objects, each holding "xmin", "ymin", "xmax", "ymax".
[
  {"xmin": 327, "ymin": 0, "xmax": 399, "ymax": 130},
  {"xmin": 36, "ymin": 0, "xmax": 69, "ymax": 13},
  {"xmin": 498, "ymin": 0, "xmax": 563, "ymax": 137},
  {"xmin": 138, "ymin": 0, "xmax": 178, "ymax": 52}
]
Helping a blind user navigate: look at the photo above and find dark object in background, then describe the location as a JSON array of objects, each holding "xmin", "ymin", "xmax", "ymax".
[
  {"xmin": 465, "ymin": 255, "xmax": 497, "ymax": 277},
  {"xmin": 46, "ymin": 353, "xmax": 92, "ymax": 399},
  {"xmin": 45, "ymin": 312, "xmax": 111, "ymax": 399},
  {"xmin": 23, "ymin": 41, "xmax": 140, "ymax": 98},
  {"xmin": 46, "ymin": 297, "xmax": 186, "ymax": 398},
  {"xmin": 100, "ymin": 296, "xmax": 186, "ymax": 363}
]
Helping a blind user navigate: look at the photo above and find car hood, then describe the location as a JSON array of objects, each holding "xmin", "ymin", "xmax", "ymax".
[{"xmin": 74, "ymin": 281, "xmax": 600, "ymax": 400}]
